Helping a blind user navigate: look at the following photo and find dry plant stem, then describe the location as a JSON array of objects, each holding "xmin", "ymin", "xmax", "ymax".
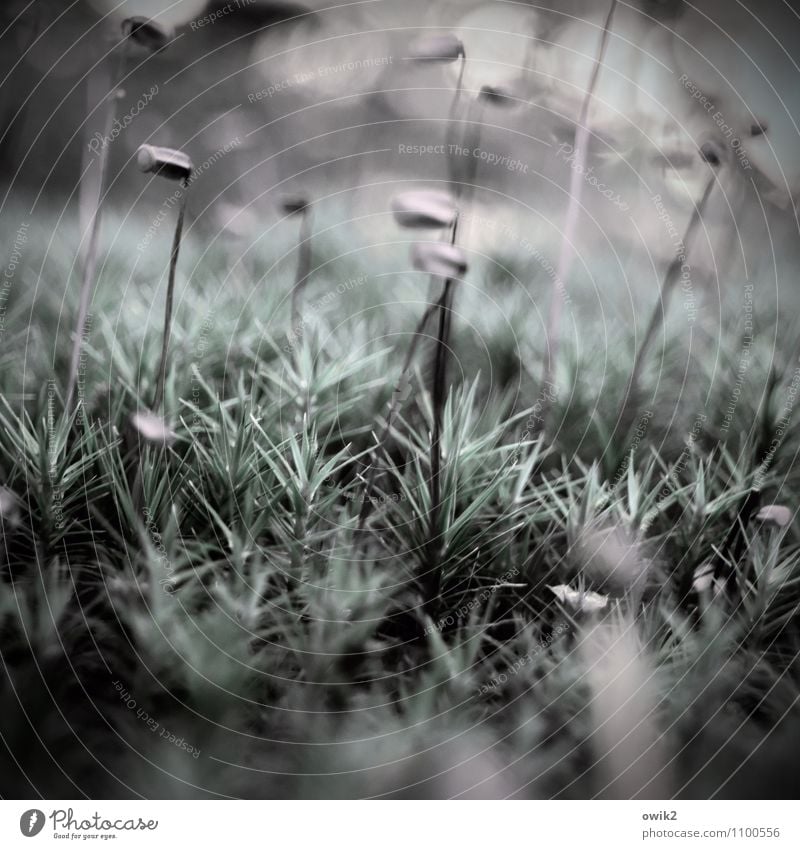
[
  {"xmin": 427, "ymin": 97, "xmax": 480, "ymax": 554},
  {"xmin": 359, "ymin": 58, "xmax": 467, "ymax": 543},
  {"xmin": 539, "ymin": 0, "xmax": 618, "ymax": 429},
  {"xmin": 66, "ymin": 39, "xmax": 130, "ymax": 413},
  {"xmin": 361, "ymin": 59, "xmax": 467, "ymax": 531},
  {"xmin": 440, "ymin": 97, "xmax": 482, "ymax": 351},
  {"xmin": 454, "ymin": 98, "xmax": 484, "ymax": 207},
  {"xmin": 425, "ymin": 215, "xmax": 460, "ymax": 605},
  {"xmin": 454, "ymin": 53, "xmax": 466, "ymax": 107},
  {"xmin": 290, "ymin": 209, "xmax": 313, "ymax": 332},
  {"xmin": 428, "ymin": 52, "xmax": 465, "ymax": 306},
  {"xmin": 444, "ymin": 53, "xmax": 466, "ymax": 156},
  {"xmin": 78, "ymin": 64, "xmax": 111, "ymax": 272},
  {"xmin": 617, "ymin": 174, "xmax": 716, "ymax": 432},
  {"xmin": 152, "ymin": 177, "xmax": 190, "ymax": 412}
]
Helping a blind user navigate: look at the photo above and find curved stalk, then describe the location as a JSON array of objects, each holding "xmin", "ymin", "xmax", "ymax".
[
  {"xmin": 425, "ymin": 213, "xmax": 461, "ymax": 607},
  {"xmin": 66, "ymin": 38, "xmax": 131, "ymax": 414},
  {"xmin": 358, "ymin": 45, "xmax": 468, "ymax": 560},
  {"xmin": 356, "ymin": 214, "xmax": 461, "ymax": 542},
  {"xmin": 152, "ymin": 177, "xmax": 190, "ymax": 412},
  {"xmin": 360, "ymin": 52, "xmax": 468, "ymax": 530},
  {"xmin": 539, "ymin": 0, "xmax": 618, "ymax": 430},
  {"xmin": 290, "ymin": 207, "xmax": 314, "ymax": 332},
  {"xmin": 443, "ymin": 51, "xmax": 466, "ymax": 172},
  {"xmin": 616, "ymin": 173, "xmax": 716, "ymax": 433}
]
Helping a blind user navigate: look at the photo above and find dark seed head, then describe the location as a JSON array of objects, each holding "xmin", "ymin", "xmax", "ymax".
[
  {"xmin": 122, "ymin": 17, "xmax": 175, "ymax": 53},
  {"xmin": 478, "ymin": 85, "xmax": 516, "ymax": 108},
  {"xmin": 750, "ymin": 121, "xmax": 768, "ymax": 137},
  {"xmin": 280, "ymin": 195, "xmax": 310, "ymax": 216},
  {"xmin": 699, "ymin": 140, "xmax": 723, "ymax": 167}
]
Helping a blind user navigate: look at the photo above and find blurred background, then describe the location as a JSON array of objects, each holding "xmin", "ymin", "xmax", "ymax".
[
  {"xmin": 3, "ymin": 0, "xmax": 800, "ymax": 802},
  {"xmin": 3, "ymin": 0, "xmax": 800, "ymax": 296}
]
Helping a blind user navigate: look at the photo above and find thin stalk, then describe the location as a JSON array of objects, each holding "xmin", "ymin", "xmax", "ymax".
[
  {"xmin": 616, "ymin": 174, "xmax": 716, "ymax": 432},
  {"xmin": 454, "ymin": 52, "xmax": 466, "ymax": 108},
  {"xmin": 452, "ymin": 96, "xmax": 483, "ymax": 205},
  {"xmin": 444, "ymin": 52, "xmax": 466, "ymax": 158},
  {"xmin": 539, "ymin": 0, "xmax": 618, "ymax": 429},
  {"xmin": 78, "ymin": 62, "xmax": 111, "ymax": 273},
  {"xmin": 429, "ymin": 52, "xmax": 465, "ymax": 307},
  {"xmin": 440, "ymin": 98, "xmax": 483, "ymax": 367},
  {"xmin": 360, "ymin": 58, "xmax": 468, "ymax": 532},
  {"xmin": 425, "ymin": 214, "xmax": 460, "ymax": 607},
  {"xmin": 66, "ymin": 38, "xmax": 130, "ymax": 413},
  {"xmin": 356, "ymin": 212, "xmax": 460, "ymax": 545},
  {"xmin": 152, "ymin": 177, "xmax": 190, "ymax": 412},
  {"xmin": 290, "ymin": 208, "xmax": 313, "ymax": 332}
]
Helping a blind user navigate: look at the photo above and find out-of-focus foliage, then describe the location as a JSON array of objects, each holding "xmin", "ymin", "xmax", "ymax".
[{"xmin": 1, "ymin": 205, "xmax": 799, "ymax": 797}]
